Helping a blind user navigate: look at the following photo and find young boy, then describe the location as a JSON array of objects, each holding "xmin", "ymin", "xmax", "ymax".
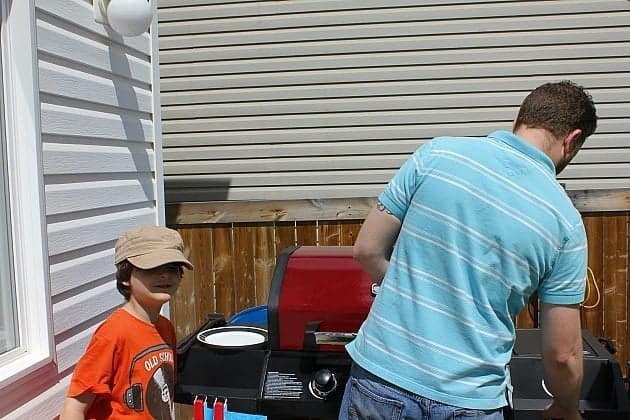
[{"xmin": 60, "ymin": 225, "xmax": 193, "ymax": 420}]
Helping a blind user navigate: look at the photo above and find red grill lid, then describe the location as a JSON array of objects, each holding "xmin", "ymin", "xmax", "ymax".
[{"xmin": 268, "ymin": 246, "xmax": 375, "ymax": 351}]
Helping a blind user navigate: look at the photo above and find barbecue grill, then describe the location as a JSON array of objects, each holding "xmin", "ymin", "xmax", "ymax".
[{"xmin": 175, "ymin": 245, "xmax": 630, "ymax": 419}]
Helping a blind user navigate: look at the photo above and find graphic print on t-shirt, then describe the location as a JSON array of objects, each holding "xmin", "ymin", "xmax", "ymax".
[{"xmin": 124, "ymin": 343, "xmax": 175, "ymax": 420}]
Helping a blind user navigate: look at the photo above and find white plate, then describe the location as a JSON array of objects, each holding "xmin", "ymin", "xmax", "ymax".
[{"xmin": 197, "ymin": 326, "xmax": 268, "ymax": 349}]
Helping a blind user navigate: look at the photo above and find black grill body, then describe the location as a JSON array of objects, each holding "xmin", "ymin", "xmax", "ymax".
[{"xmin": 509, "ymin": 329, "xmax": 630, "ymax": 419}]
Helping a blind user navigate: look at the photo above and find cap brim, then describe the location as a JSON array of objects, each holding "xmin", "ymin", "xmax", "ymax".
[{"xmin": 128, "ymin": 249, "xmax": 194, "ymax": 270}]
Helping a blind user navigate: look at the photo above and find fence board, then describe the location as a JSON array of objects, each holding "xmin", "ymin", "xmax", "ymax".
[
  {"xmin": 233, "ymin": 224, "xmax": 257, "ymax": 312},
  {"xmin": 213, "ymin": 225, "xmax": 236, "ymax": 317},
  {"xmin": 602, "ymin": 214, "xmax": 629, "ymax": 367},
  {"xmin": 253, "ymin": 224, "xmax": 275, "ymax": 305},
  {"xmin": 515, "ymin": 296, "xmax": 537, "ymax": 329},
  {"xmin": 166, "ymin": 192, "xmax": 630, "ymax": 226},
  {"xmin": 583, "ymin": 215, "xmax": 605, "ymax": 336},
  {"xmin": 188, "ymin": 227, "xmax": 215, "ymax": 327},
  {"xmin": 320, "ymin": 221, "xmax": 341, "ymax": 246},
  {"xmin": 515, "ymin": 308, "xmax": 531, "ymax": 328},
  {"xmin": 627, "ymin": 217, "xmax": 630, "ymax": 377},
  {"xmin": 275, "ymin": 221, "xmax": 296, "ymax": 254},
  {"xmin": 296, "ymin": 221, "xmax": 318, "ymax": 246},
  {"xmin": 340, "ymin": 220, "xmax": 362, "ymax": 246},
  {"xmin": 615, "ymin": 214, "xmax": 628, "ymax": 370},
  {"xmin": 173, "ymin": 228, "xmax": 198, "ymax": 340}
]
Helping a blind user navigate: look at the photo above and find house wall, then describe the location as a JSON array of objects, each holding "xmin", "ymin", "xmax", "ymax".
[
  {"xmin": 158, "ymin": 0, "xmax": 630, "ymax": 203},
  {"xmin": 2, "ymin": 0, "xmax": 162, "ymax": 418}
]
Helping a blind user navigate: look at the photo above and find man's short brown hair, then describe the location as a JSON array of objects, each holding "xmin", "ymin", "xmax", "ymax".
[{"xmin": 514, "ymin": 80, "xmax": 597, "ymax": 151}]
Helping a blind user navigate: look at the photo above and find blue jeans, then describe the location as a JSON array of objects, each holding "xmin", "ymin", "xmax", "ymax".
[{"xmin": 339, "ymin": 363, "xmax": 505, "ymax": 420}]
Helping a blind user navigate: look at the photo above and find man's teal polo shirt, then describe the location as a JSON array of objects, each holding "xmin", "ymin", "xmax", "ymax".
[{"xmin": 346, "ymin": 131, "xmax": 587, "ymax": 409}]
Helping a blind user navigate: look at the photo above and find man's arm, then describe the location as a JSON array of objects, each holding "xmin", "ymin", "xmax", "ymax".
[
  {"xmin": 59, "ymin": 393, "xmax": 95, "ymax": 420},
  {"xmin": 353, "ymin": 202, "xmax": 402, "ymax": 284},
  {"xmin": 540, "ymin": 302, "xmax": 583, "ymax": 420}
]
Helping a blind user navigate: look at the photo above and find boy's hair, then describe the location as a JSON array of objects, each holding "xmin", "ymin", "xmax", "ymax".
[
  {"xmin": 116, "ymin": 260, "xmax": 134, "ymax": 300},
  {"xmin": 514, "ymin": 80, "xmax": 598, "ymax": 151}
]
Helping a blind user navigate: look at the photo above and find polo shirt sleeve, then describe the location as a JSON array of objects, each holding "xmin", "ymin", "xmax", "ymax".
[
  {"xmin": 538, "ymin": 222, "xmax": 587, "ymax": 305},
  {"xmin": 378, "ymin": 142, "xmax": 431, "ymax": 221}
]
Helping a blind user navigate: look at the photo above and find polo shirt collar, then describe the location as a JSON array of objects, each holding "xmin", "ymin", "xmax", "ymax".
[{"xmin": 488, "ymin": 130, "xmax": 556, "ymax": 175}]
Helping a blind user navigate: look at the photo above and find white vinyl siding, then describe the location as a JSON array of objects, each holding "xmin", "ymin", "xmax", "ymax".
[
  {"xmin": 158, "ymin": 0, "xmax": 630, "ymax": 203},
  {"xmin": 1, "ymin": 0, "xmax": 163, "ymax": 417}
]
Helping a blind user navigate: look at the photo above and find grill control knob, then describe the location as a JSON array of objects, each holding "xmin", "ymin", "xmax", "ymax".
[{"xmin": 309, "ymin": 369, "xmax": 338, "ymax": 399}]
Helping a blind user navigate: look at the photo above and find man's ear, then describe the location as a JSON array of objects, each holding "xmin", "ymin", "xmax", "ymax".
[{"xmin": 563, "ymin": 128, "xmax": 583, "ymax": 153}]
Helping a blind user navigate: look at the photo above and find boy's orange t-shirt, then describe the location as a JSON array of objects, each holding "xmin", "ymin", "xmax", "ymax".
[{"xmin": 68, "ymin": 308, "xmax": 177, "ymax": 420}]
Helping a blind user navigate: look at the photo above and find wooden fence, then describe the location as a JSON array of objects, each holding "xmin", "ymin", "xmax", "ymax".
[
  {"xmin": 168, "ymin": 196, "xmax": 629, "ymax": 418},
  {"xmin": 170, "ymin": 219, "xmax": 363, "ymax": 338}
]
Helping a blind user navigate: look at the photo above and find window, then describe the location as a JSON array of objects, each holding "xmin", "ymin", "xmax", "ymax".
[
  {"xmin": 0, "ymin": 73, "xmax": 18, "ymax": 355},
  {"xmin": 0, "ymin": 0, "xmax": 52, "ymax": 389}
]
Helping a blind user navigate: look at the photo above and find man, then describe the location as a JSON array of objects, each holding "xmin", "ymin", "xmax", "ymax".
[{"xmin": 341, "ymin": 81, "xmax": 597, "ymax": 420}]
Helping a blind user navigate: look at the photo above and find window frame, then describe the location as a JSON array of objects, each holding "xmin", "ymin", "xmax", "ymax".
[{"xmin": 0, "ymin": 0, "xmax": 53, "ymax": 389}]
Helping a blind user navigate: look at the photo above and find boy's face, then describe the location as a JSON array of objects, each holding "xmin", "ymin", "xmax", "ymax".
[{"xmin": 128, "ymin": 263, "xmax": 183, "ymax": 308}]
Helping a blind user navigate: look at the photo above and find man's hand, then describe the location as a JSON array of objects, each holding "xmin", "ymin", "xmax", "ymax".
[
  {"xmin": 540, "ymin": 302, "xmax": 583, "ymax": 420},
  {"xmin": 543, "ymin": 400, "xmax": 583, "ymax": 420}
]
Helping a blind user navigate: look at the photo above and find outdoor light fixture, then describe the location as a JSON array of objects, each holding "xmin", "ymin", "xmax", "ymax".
[{"xmin": 94, "ymin": 0, "xmax": 152, "ymax": 37}]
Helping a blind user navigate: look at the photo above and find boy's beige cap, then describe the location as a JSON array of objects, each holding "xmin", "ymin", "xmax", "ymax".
[{"xmin": 115, "ymin": 225, "xmax": 193, "ymax": 270}]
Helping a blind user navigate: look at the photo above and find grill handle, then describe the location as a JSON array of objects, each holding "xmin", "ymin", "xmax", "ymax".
[
  {"xmin": 303, "ymin": 321, "xmax": 357, "ymax": 349},
  {"xmin": 313, "ymin": 331, "xmax": 357, "ymax": 345}
]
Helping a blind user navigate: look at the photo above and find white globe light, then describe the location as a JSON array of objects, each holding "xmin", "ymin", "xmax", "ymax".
[{"xmin": 106, "ymin": 0, "xmax": 152, "ymax": 37}]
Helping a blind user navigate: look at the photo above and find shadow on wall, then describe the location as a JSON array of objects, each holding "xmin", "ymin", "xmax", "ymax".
[
  {"xmin": 106, "ymin": 26, "xmax": 153, "ymax": 202},
  {"xmin": 164, "ymin": 178, "xmax": 233, "ymax": 222},
  {"xmin": 165, "ymin": 178, "xmax": 233, "ymax": 202}
]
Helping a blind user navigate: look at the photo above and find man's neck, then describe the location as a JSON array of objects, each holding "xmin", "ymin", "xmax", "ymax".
[{"xmin": 513, "ymin": 126, "xmax": 557, "ymax": 161}]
